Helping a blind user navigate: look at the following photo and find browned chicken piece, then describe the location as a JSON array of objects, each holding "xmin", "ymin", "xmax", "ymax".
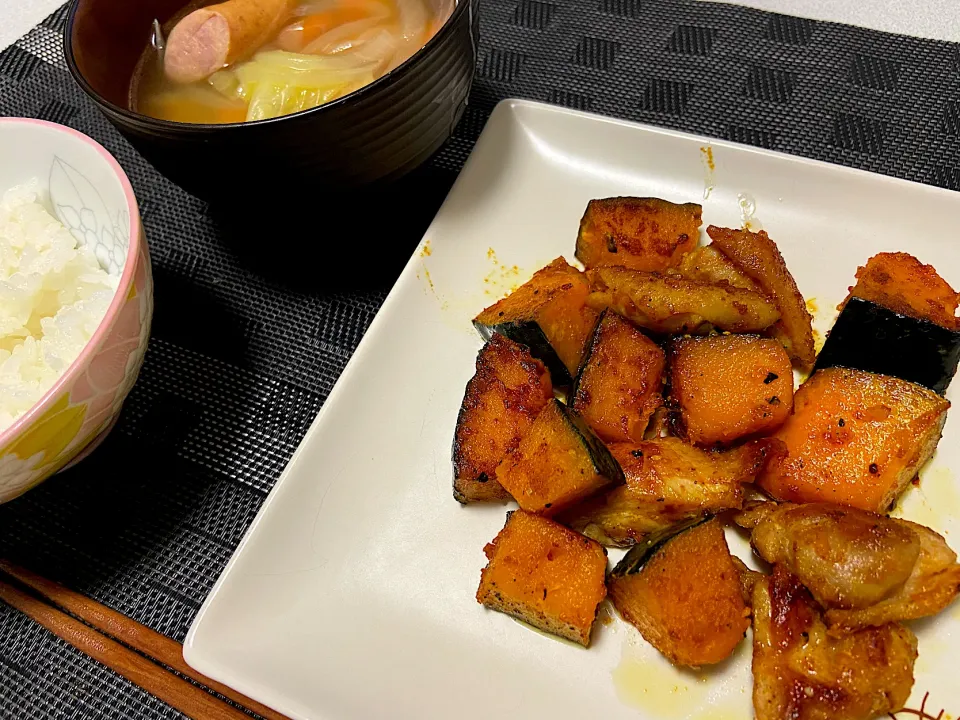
[
  {"xmin": 827, "ymin": 518, "xmax": 960, "ymax": 634},
  {"xmin": 676, "ymin": 244, "xmax": 759, "ymax": 290},
  {"xmin": 737, "ymin": 502, "xmax": 960, "ymax": 634},
  {"xmin": 752, "ymin": 565, "xmax": 917, "ymax": 720},
  {"xmin": 731, "ymin": 555, "xmax": 763, "ymax": 606},
  {"xmin": 557, "ymin": 437, "xmax": 780, "ymax": 547},
  {"xmin": 642, "ymin": 405, "xmax": 670, "ymax": 440},
  {"xmin": 585, "ymin": 266, "xmax": 780, "ymax": 335},
  {"xmin": 706, "ymin": 225, "xmax": 816, "ymax": 370}
]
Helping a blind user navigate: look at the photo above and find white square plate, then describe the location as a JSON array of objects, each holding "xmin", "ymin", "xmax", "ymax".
[{"xmin": 184, "ymin": 99, "xmax": 960, "ymax": 720}]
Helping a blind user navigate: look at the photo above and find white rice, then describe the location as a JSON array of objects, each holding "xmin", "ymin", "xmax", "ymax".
[{"xmin": 0, "ymin": 180, "xmax": 119, "ymax": 433}]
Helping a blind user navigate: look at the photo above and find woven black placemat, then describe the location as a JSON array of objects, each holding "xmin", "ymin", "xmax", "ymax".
[{"xmin": 0, "ymin": 0, "xmax": 957, "ymax": 717}]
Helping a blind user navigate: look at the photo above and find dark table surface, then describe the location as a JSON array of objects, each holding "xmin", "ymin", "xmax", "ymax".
[{"xmin": 0, "ymin": 0, "xmax": 958, "ymax": 717}]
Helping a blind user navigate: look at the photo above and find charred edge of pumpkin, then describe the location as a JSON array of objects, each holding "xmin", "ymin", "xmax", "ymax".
[
  {"xmin": 556, "ymin": 400, "xmax": 626, "ymax": 485},
  {"xmin": 450, "ymin": 384, "xmax": 474, "ymax": 480},
  {"xmin": 453, "ymin": 473, "xmax": 512, "ymax": 505},
  {"xmin": 664, "ymin": 398, "xmax": 686, "ymax": 440},
  {"xmin": 662, "ymin": 336, "xmax": 689, "ymax": 440},
  {"xmin": 574, "ymin": 209, "xmax": 592, "ymax": 265},
  {"xmin": 815, "ymin": 296, "xmax": 960, "ymax": 396},
  {"xmin": 473, "ymin": 319, "xmax": 572, "ymax": 386},
  {"xmin": 570, "ymin": 308, "xmax": 609, "ymax": 400},
  {"xmin": 450, "ymin": 356, "xmax": 503, "ymax": 501},
  {"xmin": 451, "ymin": 385, "xmax": 474, "ymax": 503},
  {"xmin": 609, "ymin": 515, "xmax": 712, "ymax": 577}
]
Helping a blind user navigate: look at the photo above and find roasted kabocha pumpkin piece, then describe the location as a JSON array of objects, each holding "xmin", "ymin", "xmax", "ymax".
[
  {"xmin": 473, "ymin": 257, "xmax": 598, "ymax": 384},
  {"xmin": 757, "ymin": 367, "xmax": 950, "ymax": 513},
  {"xmin": 476, "ymin": 510, "xmax": 608, "ymax": 646},
  {"xmin": 496, "ymin": 399, "xmax": 624, "ymax": 515},
  {"xmin": 571, "ymin": 309, "xmax": 666, "ymax": 444},
  {"xmin": 452, "ymin": 335, "xmax": 553, "ymax": 503},
  {"xmin": 558, "ymin": 437, "xmax": 778, "ymax": 547},
  {"xmin": 669, "ymin": 334, "xmax": 794, "ymax": 446},
  {"xmin": 751, "ymin": 565, "xmax": 917, "ymax": 720},
  {"xmin": 707, "ymin": 226, "xmax": 816, "ymax": 371},
  {"xmin": 842, "ymin": 251, "xmax": 960, "ymax": 330},
  {"xmin": 608, "ymin": 518, "xmax": 751, "ymax": 667},
  {"xmin": 816, "ymin": 296, "xmax": 960, "ymax": 396},
  {"xmin": 575, "ymin": 197, "xmax": 702, "ymax": 271},
  {"xmin": 586, "ymin": 266, "xmax": 780, "ymax": 335}
]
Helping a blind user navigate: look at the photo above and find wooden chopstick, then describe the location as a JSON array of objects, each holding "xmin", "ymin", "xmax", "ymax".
[
  {"xmin": 0, "ymin": 576, "xmax": 251, "ymax": 720},
  {"xmin": 0, "ymin": 561, "xmax": 289, "ymax": 720}
]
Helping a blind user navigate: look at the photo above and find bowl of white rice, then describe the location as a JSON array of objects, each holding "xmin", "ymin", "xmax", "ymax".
[{"xmin": 0, "ymin": 118, "xmax": 152, "ymax": 504}]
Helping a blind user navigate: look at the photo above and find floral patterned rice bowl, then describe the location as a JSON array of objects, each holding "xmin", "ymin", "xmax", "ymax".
[{"xmin": 0, "ymin": 118, "xmax": 152, "ymax": 504}]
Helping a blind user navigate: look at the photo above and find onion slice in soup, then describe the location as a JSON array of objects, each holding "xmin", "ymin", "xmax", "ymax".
[
  {"xmin": 388, "ymin": 0, "xmax": 429, "ymax": 69},
  {"xmin": 396, "ymin": 0, "xmax": 429, "ymax": 46},
  {"xmin": 302, "ymin": 17, "xmax": 384, "ymax": 54},
  {"xmin": 341, "ymin": 29, "xmax": 401, "ymax": 71}
]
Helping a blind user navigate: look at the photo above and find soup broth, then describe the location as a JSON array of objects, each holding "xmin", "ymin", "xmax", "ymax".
[{"xmin": 133, "ymin": 0, "xmax": 444, "ymax": 124}]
